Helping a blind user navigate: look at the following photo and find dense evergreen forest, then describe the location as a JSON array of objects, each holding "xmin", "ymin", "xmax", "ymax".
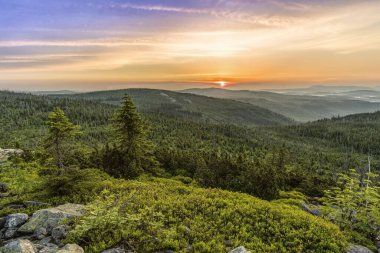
[{"xmin": 1, "ymin": 89, "xmax": 380, "ymax": 252}]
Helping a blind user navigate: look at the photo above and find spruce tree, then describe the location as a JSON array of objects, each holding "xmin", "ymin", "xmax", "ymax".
[
  {"xmin": 110, "ymin": 94, "xmax": 159, "ymax": 178},
  {"xmin": 45, "ymin": 107, "xmax": 80, "ymax": 168}
]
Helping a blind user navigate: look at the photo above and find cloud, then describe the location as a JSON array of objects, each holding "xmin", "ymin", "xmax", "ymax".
[
  {"xmin": 0, "ymin": 0, "xmax": 380, "ymax": 87},
  {"xmin": 113, "ymin": 2, "xmax": 302, "ymax": 27}
]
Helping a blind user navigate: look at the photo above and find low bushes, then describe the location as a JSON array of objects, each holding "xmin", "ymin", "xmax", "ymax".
[{"xmin": 67, "ymin": 178, "xmax": 347, "ymax": 253}]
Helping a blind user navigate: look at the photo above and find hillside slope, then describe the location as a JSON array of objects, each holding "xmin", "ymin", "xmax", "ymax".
[
  {"xmin": 283, "ymin": 111, "xmax": 380, "ymax": 155},
  {"xmin": 182, "ymin": 88, "xmax": 380, "ymax": 122},
  {"xmin": 65, "ymin": 89, "xmax": 293, "ymax": 126},
  {"xmin": 0, "ymin": 91, "xmax": 115, "ymax": 146}
]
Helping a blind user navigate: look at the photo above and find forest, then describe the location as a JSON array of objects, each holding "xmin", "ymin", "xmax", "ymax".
[{"xmin": 0, "ymin": 89, "xmax": 379, "ymax": 252}]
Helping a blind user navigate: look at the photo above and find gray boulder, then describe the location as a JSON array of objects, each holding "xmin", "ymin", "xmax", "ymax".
[
  {"xmin": 18, "ymin": 204, "xmax": 85, "ymax": 234},
  {"xmin": 4, "ymin": 227, "xmax": 18, "ymax": 239},
  {"xmin": 0, "ymin": 217, "xmax": 6, "ymax": 229},
  {"xmin": 38, "ymin": 246, "xmax": 59, "ymax": 253},
  {"xmin": 0, "ymin": 239, "xmax": 37, "ymax": 253},
  {"xmin": 34, "ymin": 227, "xmax": 47, "ymax": 240},
  {"xmin": 51, "ymin": 225, "xmax": 69, "ymax": 245},
  {"xmin": 56, "ymin": 244, "xmax": 84, "ymax": 253},
  {"xmin": 5, "ymin": 213, "xmax": 29, "ymax": 228},
  {"xmin": 347, "ymin": 245, "xmax": 373, "ymax": 253},
  {"xmin": 102, "ymin": 248, "xmax": 126, "ymax": 253},
  {"xmin": 34, "ymin": 240, "xmax": 59, "ymax": 253},
  {"xmin": 229, "ymin": 246, "xmax": 251, "ymax": 253}
]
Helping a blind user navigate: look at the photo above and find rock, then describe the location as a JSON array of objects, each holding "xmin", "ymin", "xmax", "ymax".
[
  {"xmin": 23, "ymin": 201, "xmax": 49, "ymax": 208},
  {"xmin": 56, "ymin": 244, "xmax": 84, "ymax": 253},
  {"xmin": 18, "ymin": 204, "xmax": 85, "ymax": 234},
  {"xmin": 34, "ymin": 239, "xmax": 59, "ymax": 253},
  {"xmin": 0, "ymin": 217, "xmax": 6, "ymax": 229},
  {"xmin": 51, "ymin": 225, "xmax": 69, "ymax": 244},
  {"xmin": 38, "ymin": 246, "xmax": 59, "ymax": 253},
  {"xmin": 37, "ymin": 236, "xmax": 53, "ymax": 245},
  {"xmin": 301, "ymin": 202, "xmax": 321, "ymax": 216},
  {"xmin": 229, "ymin": 246, "xmax": 251, "ymax": 253},
  {"xmin": 102, "ymin": 248, "xmax": 126, "ymax": 253},
  {"xmin": 5, "ymin": 213, "xmax": 29, "ymax": 228},
  {"xmin": 347, "ymin": 245, "xmax": 373, "ymax": 253},
  {"xmin": 0, "ymin": 183, "xmax": 8, "ymax": 193},
  {"xmin": 0, "ymin": 239, "xmax": 37, "ymax": 253},
  {"xmin": 0, "ymin": 148, "xmax": 23, "ymax": 161},
  {"xmin": 34, "ymin": 227, "xmax": 47, "ymax": 240},
  {"xmin": 4, "ymin": 227, "xmax": 18, "ymax": 239}
]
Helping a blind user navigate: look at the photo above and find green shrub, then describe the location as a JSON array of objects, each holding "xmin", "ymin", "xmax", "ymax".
[
  {"xmin": 278, "ymin": 190, "xmax": 307, "ymax": 201},
  {"xmin": 0, "ymin": 162, "xmax": 43, "ymax": 195},
  {"xmin": 0, "ymin": 162, "xmax": 49, "ymax": 216},
  {"xmin": 43, "ymin": 168, "xmax": 113, "ymax": 203},
  {"xmin": 67, "ymin": 178, "xmax": 347, "ymax": 253}
]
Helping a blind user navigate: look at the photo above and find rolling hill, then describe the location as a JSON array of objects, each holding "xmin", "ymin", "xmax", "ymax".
[
  {"xmin": 182, "ymin": 88, "xmax": 380, "ymax": 122},
  {"xmin": 63, "ymin": 89, "xmax": 293, "ymax": 126},
  {"xmin": 284, "ymin": 111, "xmax": 380, "ymax": 155}
]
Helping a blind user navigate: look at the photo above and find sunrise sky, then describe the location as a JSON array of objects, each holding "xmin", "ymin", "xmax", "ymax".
[{"xmin": 1, "ymin": 0, "xmax": 380, "ymax": 90}]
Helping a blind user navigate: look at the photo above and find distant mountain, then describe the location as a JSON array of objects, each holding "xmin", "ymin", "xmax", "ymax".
[
  {"xmin": 65, "ymin": 89, "xmax": 293, "ymax": 126},
  {"xmin": 32, "ymin": 90, "xmax": 78, "ymax": 95},
  {"xmin": 182, "ymin": 88, "xmax": 380, "ymax": 122},
  {"xmin": 267, "ymin": 85, "xmax": 372, "ymax": 95}
]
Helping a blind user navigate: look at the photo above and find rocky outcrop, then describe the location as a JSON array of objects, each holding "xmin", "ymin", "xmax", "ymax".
[
  {"xmin": 229, "ymin": 246, "xmax": 251, "ymax": 253},
  {"xmin": 347, "ymin": 245, "xmax": 374, "ymax": 253},
  {"xmin": 0, "ymin": 204, "xmax": 85, "ymax": 253},
  {"xmin": 5, "ymin": 213, "xmax": 29, "ymax": 228},
  {"xmin": 0, "ymin": 148, "xmax": 23, "ymax": 161},
  {"xmin": 18, "ymin": 204, "xmax": 85, "ymax": 234},
  {"xmin": 56, "ymin": 244, "xmax": 84, "ymax": 253},
  {"xmin": 0, "ymin": 239, "xmax": 37, "ymax": 253},
  {"xmin": 1, "ymin": 213, "xmax": 29, "ymax": 239}
]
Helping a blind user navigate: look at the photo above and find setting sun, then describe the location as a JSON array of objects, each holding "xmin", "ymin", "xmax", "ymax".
[{"xmin": 216, "ymin": 81, "xmax": 227, "ymax": 88}]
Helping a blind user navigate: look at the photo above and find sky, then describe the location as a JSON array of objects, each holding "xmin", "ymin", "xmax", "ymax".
[{"xmin": 0, "ymin": 0, "xmax": 380, "ymax": 91}]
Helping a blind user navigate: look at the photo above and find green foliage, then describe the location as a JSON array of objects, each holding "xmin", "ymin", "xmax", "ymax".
[
  {"xmin": 321, "ymin": 169, "xmax": 380, "ymax": 248},
  {"xmin": 43, "ymin": 168, "xmax": 113, "ymax": 203},
  {"xmin": 272, "ymin": 191, "xmax": 307, "ymax": 208},
  {"xmin": 1, "ymin": 90, "xmax": 377, "ymax": 199},
  {"xmin": 0, "ymin": 162, "xmax": 48, "ymax": 216},
  {"xmin": 0, "ymin": 162, "xmax": 43, "ymax": 195},
  {"xmin": 103, "ymin": 95, "xmax": 160, "ymax": 179},
  {"xmin": 45, "ymin": 107, "xmax": 81, "ymax": 168},
  {"xmin": 67, "ymin": 178, "xmax": 347, "ymax": 253}
]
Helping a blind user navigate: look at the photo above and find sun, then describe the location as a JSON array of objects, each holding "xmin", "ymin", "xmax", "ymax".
[{"xmin": 216, "ymin": 81, "xmax": 227, "ymax": 88}]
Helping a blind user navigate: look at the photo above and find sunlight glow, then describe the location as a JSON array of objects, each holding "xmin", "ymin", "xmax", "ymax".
[{"xmin": 217, "ymin": 81, "xmax": 227, "ymax": 88}]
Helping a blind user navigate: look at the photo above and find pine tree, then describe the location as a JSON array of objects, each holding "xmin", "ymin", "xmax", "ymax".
[
  {"xmin": 110, "ymin": 94, "xmax": 159, "ymax": 178},
  {"xmin": 45, "ymin": 107, "xmax": 80, "ymax": 168}
]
